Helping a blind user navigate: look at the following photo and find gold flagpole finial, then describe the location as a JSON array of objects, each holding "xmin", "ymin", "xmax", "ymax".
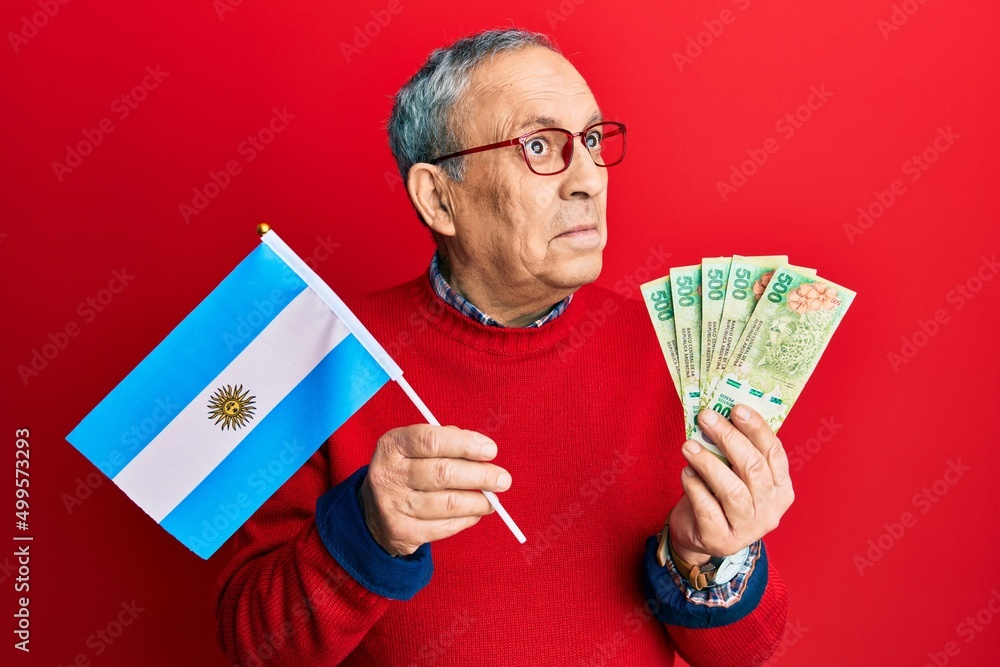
[{"xmin": 256, "ymin": 222, "xmax": 272, "ymax": 237}]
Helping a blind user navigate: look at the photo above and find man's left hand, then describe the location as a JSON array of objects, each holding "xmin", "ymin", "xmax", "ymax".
[{"xmin": 668, "ymin": 404, "xmax": 795, "ymax": 567}]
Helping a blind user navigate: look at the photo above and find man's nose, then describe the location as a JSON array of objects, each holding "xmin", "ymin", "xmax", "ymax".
[{"xmin": 560, "ymin": 141, "xmax": 607, "ymax": 199}]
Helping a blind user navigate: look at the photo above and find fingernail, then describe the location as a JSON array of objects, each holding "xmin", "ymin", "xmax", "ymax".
[
  {"xmin": 683, "ymin": 466, "xmax": 697, "ymax": 477},
  {"xmin": 701, "ymin": 410, "xmax": 718, "ymax": 426},
  {"xmin": 480, "ymin": 439, "xmax": 497, "ymax": 459},
  {"xmin": 735, "ymin": 405, "xmax": 750, "ymax": 421},
  {"xmin": 497, "ymin": 472, "xmax": 512, "ymax": 491},
  {"xmin": 683, "ymin": 440, "xmax": 701, "ymax": 455}
]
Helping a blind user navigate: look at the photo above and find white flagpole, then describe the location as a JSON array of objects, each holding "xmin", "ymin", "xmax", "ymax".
[
  {"xmin": 395, "ymin": 375, "xmax": 526, "ymax": 544},
  {"xmin": 258, "ymin": 224, "xmax": 526, "ymax": 544}
]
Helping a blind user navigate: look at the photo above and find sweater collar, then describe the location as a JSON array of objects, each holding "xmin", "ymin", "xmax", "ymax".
[{"xmin": 407, "ymin": 271, "xmax": 609, "ymax": 357}]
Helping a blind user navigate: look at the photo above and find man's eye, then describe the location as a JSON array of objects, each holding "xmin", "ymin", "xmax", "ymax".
[
  {"xmin": 527, "ymin": 139, "xmax": 547, "ymax": 155},
  {"xmin": 586, "ymin": 131, "xmax": 602, "ymax": 149}
]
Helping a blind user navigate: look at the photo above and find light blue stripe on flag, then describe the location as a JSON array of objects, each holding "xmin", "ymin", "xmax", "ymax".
[
  {"xmin": 158, "ymin": 334, "xmax": 389, "ymax": 558},
  {"xmin": 67, "ymin": 244, "xmax": 306, "ymax": 478}
]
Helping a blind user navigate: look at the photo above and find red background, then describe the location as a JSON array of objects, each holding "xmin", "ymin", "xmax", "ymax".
[{"xmin": 4, "ymin": 0, "xmax": 1000, "ymax": 665}]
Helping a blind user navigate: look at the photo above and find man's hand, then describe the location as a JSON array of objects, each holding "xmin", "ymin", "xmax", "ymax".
[
  {"xmin": 359, "ymin": 424, "xmax": 512, "ymax": 556},
  {"xmin": 669, "ymin": 404, "xmax": 794, "ymax": 566}
]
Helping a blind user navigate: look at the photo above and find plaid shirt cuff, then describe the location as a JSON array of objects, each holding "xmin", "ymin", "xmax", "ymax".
[{"xmin": 643, "ymin": 536, "xmax": 768, "ymax": 628}]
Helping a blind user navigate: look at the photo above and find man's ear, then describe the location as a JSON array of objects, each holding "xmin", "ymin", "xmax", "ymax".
[{"xmin": 407, "ymin": 163, "xmax": 456, "ymax": 237}]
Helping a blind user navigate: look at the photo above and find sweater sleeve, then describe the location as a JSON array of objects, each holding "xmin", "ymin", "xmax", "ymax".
[
  {"xmin": 213, "ymin": 442, "xmax": 429, "ymax": 665},
  {"xmin": 643, "ymin": 537, "xmax": 789, "ymax": 667}
]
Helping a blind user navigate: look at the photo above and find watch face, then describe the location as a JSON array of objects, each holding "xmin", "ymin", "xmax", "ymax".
[{"xmin": 713, "ymin": 546, "xmax": 751, "ymax": 585}]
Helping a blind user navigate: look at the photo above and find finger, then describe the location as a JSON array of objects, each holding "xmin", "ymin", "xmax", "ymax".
[
  {"xmin": 698, "ymin": 408, "xmax": 774, "ymax": 498},
  {"xmin": 731, "ymin": 404, "xmax": 792, "ymax": 490},
  {"xmin": 401, "ymin": 489, "xmax": 495, "ymax": 520},
  {"xmin": 407, "ymin": 457, "xmax": 512, "ymax": 493},
  {"xmin": 682, "ymin": 437, "xmax": 754, "ymax": 530},
  {"xmin": 678, "ymin": 467, "xmax": 729, "ymax": 550},
  {"xmin": 419, "ymin": 515, "xmax": 485, "ymax": 543},
  {"xmin": 392, "ymin": 424, "xmax": 498, "ymax": 461}
]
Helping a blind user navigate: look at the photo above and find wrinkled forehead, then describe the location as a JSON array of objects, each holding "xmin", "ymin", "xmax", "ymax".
[{"xmin": 456, "ymin": 46, "xmax": 603, "ymax": 142}]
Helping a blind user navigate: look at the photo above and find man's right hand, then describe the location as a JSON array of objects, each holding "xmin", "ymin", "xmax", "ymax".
[{"xmin": 359, "ymin": 424, "xmax": 511, "ymax": 556}]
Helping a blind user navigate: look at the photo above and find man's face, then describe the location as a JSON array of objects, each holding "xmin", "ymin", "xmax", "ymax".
[{"xmin": 440, "ymin": 46, "xmax": 609, "ymax": 303}]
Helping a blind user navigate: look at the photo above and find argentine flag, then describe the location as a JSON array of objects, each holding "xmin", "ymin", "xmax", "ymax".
[{"xmin": 67, "ymin": 229, "xmax": 402, "ymax": 558}]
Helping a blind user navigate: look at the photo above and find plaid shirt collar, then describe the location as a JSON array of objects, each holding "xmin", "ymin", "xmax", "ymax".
[{"xmin": 428, "ymin": 252, "xmax": 572, "ymax": 328}]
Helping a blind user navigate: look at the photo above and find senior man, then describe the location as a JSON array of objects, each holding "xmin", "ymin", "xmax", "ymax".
[{"xmin": 216, "ymin": 28, "xmax": 792, "ymax": 666}]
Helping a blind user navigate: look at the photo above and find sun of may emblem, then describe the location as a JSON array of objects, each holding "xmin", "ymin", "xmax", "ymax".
[{"xmin": 207, "ymin": 384, "xmax": 257, "ymax": 431}]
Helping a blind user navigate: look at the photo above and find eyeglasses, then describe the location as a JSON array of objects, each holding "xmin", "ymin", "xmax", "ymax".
[{"xmin": 429, "ymin": 121, "xmax": 627, "ymax": 176}]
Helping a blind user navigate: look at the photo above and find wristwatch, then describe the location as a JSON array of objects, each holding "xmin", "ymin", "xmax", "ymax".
[{"xmin": 656, "ymin": 524, "xmax": 750, "ymax": 591}]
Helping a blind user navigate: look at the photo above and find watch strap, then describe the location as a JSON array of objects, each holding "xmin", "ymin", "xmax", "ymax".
[{"xmin": 657, "ymin": 524, "xmax": 713, "ymax": 591}]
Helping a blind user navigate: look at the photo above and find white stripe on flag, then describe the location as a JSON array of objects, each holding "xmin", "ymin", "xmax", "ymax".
[
  {"xmin": 261, "ymin": 231, "xmax": 403, "ymax": 380},
  {"xmin": 113, "ymin": 287, "xmax": 348, "ymax": 522}
]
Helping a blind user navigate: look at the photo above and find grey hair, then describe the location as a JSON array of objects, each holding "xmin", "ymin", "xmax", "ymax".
[{"xmin": 387, "ymin": 28, "xmax": 559, "ymax": 184}]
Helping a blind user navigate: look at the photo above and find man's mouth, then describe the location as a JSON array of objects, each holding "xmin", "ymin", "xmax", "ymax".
[{"xmin": 556, "ymin": 224, "xmax": 599, "ymax": 238}]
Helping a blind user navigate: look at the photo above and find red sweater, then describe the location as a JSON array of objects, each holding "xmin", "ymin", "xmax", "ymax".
[{"xmin": 214, "ymin": 276, "xmax": 788, "ymax": 666}]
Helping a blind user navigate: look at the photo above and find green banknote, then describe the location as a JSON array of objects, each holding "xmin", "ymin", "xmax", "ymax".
[
  {"xmin": 700, "ymin": 257, "xmax": 731, "ymax": 410},
  {"xmin": 670, "ymin": 265, "xmax": 702, "ymax": 437},
  {"xmin": 640, "ymin": 277, "xmax": 683, "ymax": 400},
  {"xmin": 703, "ymin": 255, "xmax": 788, "ymax": 413},
  {"xmin": 693, "ymin": 264, "xmax": 856, "ymax": 459}
]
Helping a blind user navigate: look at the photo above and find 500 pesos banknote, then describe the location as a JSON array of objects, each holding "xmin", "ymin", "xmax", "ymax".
[
  {"xmin": 692, "ymin": 265, "xmax": 856, "ymax": 460},
  {"xmin": 702, "ymin": 255, "xmax": 787, "ymax": 410},
  {"xmin": 640, "ymin": 277, "xmax": 683, "ymax": 400},
  {"xmin": 700, "ymin": 257, "xmax": 731, "ymax": 407},
  {"xmin": 670, "ymin": 265, "xmax": 702, "ymax": 438}
]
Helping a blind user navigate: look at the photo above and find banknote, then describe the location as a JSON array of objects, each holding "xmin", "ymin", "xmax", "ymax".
[
  {"xmin": 692, "ymin": 264, "xmax": 856, "ymax": 459},
  {"xmin": 702, "ymin": 255, "xmax": 788, "ymax": 411},
  {"xmin": 699, "ymin": 257, "xmax": 731, "ymax": 410},
  {"xmin": 640, "ymin": 277, "xmax": 683, "ymax": 400},
  {"xmin": 669, "ymin": 265, "xmax": 702, "ymax": 437}
]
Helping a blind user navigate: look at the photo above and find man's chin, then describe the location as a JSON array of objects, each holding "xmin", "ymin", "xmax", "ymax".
[{"xmin": 552, "ymin": 252, "xmax": 603, "ymax": 289}]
